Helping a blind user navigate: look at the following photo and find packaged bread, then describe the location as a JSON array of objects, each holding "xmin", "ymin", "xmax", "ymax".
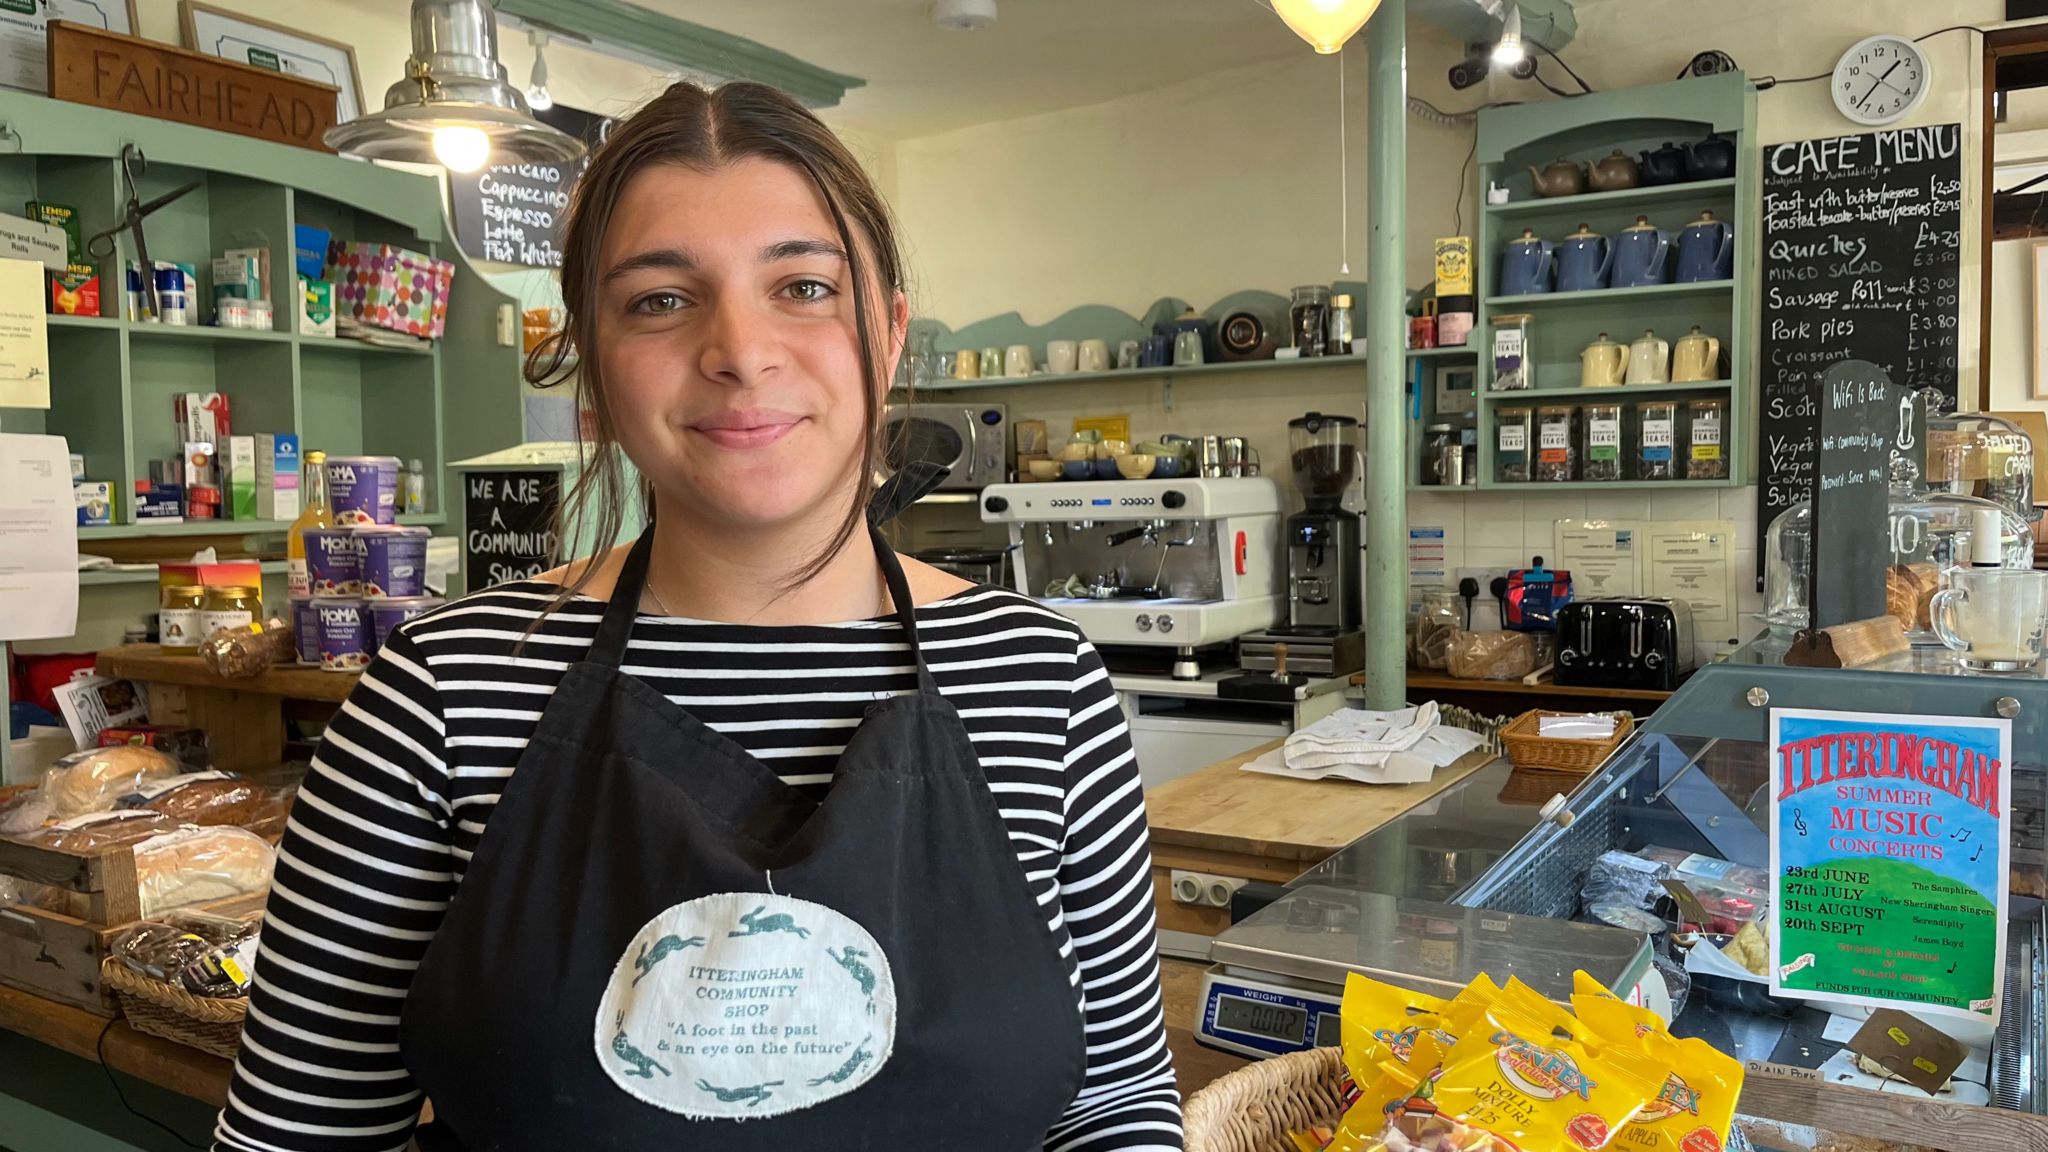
[
  {"xmin": 25, "ymin": 808, "xmax": 175, "ymax": 852},
  {"xmin": 132, "ymin": 826, "xmax": 275, "ymax": 917},
  {"xmin": 115, "ymin": 771, "xmax": 266, "ymax": 826},
  {"xmin": 31, "ymin": 745, "xmax": 183, "ymax": 821},
  {"xmin": 113, "ymin": 910, "xmax": 261, "ymax": 998},
  {"xmin": 1886, "ymin": 563, "xmax": 1942, "ymax": 633}
]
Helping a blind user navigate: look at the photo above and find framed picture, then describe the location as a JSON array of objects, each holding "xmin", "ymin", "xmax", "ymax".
[
  {"xmin": 0, "ymin": 0, "xmax": 138, "ymax": 93},
  {"xmin": 2034, "ymin": 241, "xmax": 2048, "ymax": 400},
  {"xmin": 180, "ymin": 1, "xmax": 365, "ymax": 123}
]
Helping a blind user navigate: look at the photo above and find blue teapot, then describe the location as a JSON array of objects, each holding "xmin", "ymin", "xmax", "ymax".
[
  {"xmin": 1555, "ymin": 223, "xmax": 1611, "ymax": 293},
  {"xmin": 1499, "ymin": 228, "xmax": 1554, "ymax": 297},
  {"xmin": 1675, "ymin": 210, "xmax": 1734, "ymax": 283},
  {"xmin": 1610, "ymin": 215, "xmax": 1672, "ymax": 290}
]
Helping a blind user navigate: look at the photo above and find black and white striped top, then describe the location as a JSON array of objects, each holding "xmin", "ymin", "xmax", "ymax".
[{"xmin": 213, "ymin": 581, "xmax": 1182, "ymax": 1152}]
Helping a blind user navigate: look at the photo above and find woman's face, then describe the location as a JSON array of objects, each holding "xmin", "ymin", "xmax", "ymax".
[{"xmin": 595, "ymin": 158, "xmax": 903, "ymax": 537}]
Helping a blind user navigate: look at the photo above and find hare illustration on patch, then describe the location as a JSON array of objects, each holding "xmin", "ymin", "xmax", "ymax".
[
  {"xmin": 808, "ymin": 1035, "xmax": 875, "ymax": 1087},
  {"xmin": 609, "ymin": 1013, "xmax": 669, "ymax": 1080},
  {"xmin": 697, "ymin": 1079, "xmax": 783, "ymax": 1107},
  {"xmin": 828, "ymin": 946, "xmax": 878, "ymax": 1013},
  {"xmin": 632, "ymin": 934, "xmax": 706, "ymax": 985},
  {"xmin": 730, "ymin": 905, "xmax": 810, "ymax": 939}
]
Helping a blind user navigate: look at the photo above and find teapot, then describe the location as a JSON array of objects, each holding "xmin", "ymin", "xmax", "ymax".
[
  {"xmin": 1580, "ymin": 333, "xmax": 1627, "ymax": 388},
  {"xmin": 1587, "ymin": 149, "xmax": 1641, "ymax": 192},
  {"xmin": 1556, "ymin": 223, "xmax": 1612, "ymax": 293},
  {"xmin": 1528, "ymin": 157, "xmax": 1587, "ymax": 198},
  {"xmin": 1672, "ymin": 326, "xmax": 1722, "ymax": 383},
  {"xmin": 1611, "ymin": 216, "xmax": 1672, "ymax": 290},
  {"xmin": 1675, "ymin": 210, "xmax": 1735, "ymax": 283},
  {"xmin": 1627, "ymin": 329, "xmax": 1670, "ymax": 386},
  {"xmin": 1685, "ymin": 132, "xmax": 1737, "ymax": 181},
  {"xmin": 1499, "ymin": 228, "xmax": 1555, "ymax": 297},
  {"xmin": 1638, "ymin": 142, "xmax": 1687, "ymax": 187}
]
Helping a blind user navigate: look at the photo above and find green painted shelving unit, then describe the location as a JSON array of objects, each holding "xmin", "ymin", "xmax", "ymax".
[
  {"xmin": 0, "ymin": 88, "xmax": 524, "ymax": 536},
  {"xmin": 1427, "ymin": 72, "xmax": 1759, "ymax": 493}
]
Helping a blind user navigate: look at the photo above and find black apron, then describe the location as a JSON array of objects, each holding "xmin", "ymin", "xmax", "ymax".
[{"xmin": 400, "ymin": 518, "xmax": 1087, "ymax": 1150}]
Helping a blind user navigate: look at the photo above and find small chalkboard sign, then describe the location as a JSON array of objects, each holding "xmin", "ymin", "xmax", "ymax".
[
  {"xmin": 449, "ymin": 104, "xmax": 611, "ymax": 268},
  {"xmin": 1808, "ymin": 360, "xmax": 1903, "ymax": 630},
  {"xmin": 464, "ymin": 468, "xmax": 561, "ymax": 592}
]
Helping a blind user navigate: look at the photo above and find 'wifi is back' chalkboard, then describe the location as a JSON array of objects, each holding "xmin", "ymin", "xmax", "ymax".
[{"xmin": 1756, "ymin": 123, "xmax": 1963, "ymax": 586}]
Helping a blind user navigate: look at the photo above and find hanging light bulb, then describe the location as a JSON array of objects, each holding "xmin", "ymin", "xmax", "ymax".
[
  {"xmin": 1491, "ymin": 5, "xmax": 1526, "ymax": 66},
  {"xmin": 526, "ymin": 29, "xmax": 553, "ymax": 112},
  {"xmin": 1271, "ymin": 0, "xmax": 1382, "ymax": 55},
  {"xmin": 327, "ymin": 0, "xmax": 582, "ymax": 170}
]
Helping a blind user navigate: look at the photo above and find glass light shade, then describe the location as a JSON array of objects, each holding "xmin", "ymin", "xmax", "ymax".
[
  {"xmin": 1272, "ymin": 0, "xmax": 1382, "ymax": 54},
  {"xmin": 432, "ymin": 125, "xmax": 493, "ymax": 172}
]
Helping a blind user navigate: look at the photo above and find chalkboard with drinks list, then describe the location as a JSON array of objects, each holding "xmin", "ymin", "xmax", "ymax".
[
  {"xmin": 449, "ymin": 104, "xmax": 611, "ymax": 268},
  {"xmin": 1756, "ymin": 122, "xmax": 1963, "ymax": 587}
]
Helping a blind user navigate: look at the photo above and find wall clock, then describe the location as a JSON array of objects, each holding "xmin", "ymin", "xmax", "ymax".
[{"xmin": 1832, "ymin": 35, "xmax": 1930, "ymax": 127}]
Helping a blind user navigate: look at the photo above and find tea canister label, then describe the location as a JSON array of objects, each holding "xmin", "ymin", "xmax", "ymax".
[
  {"xmin": 1499, "ymin": 424, "xmax": 1528, "ymax": 454},
  {"xmin": 1539, "ymin": 423, "xmax": 1571, "ymax": 451},
  {"xmin": 1589, "ymin": 419, "xmax": 1621, "ymax": 460}
]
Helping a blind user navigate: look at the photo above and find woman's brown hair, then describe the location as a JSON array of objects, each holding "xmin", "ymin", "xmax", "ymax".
[{"xmin": 526, "ymin": 80, "xmax": 906, "ymax": 602}]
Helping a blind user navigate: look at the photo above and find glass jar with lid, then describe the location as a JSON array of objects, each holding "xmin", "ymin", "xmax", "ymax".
[
  {"xmin": 1762, "ymin": 459, "xmax": 2035, "ymax": 642},
  {"xmin": 1290, "ymin": 285, "xmax": 1330, "ymax": 357},
  {"xmin": 1536, "ymin": 405, "xmax": 1577, "ymax": 481},
  {"xmin": 1686, "ymin": 398, "xmax": 1727, "ymax": 480},
  {"xmin": 1325, "ymin": 293, "xmax": 1355, "ymax": 355},
  {"xmin": 1927, "ymin": 410, "xmax": 2038, "ymax": 527},
  {"xmin": 159, "ymin": 585, "xmax": 206, "ymax": 651},
  {"xmin": 1583, "ymin": 403, "xmax": 1624, "ymax": 482},
  {"xmin": 1636, "ymin": 400, "xmax": 1678, "ymax": 481},
  {"xmin": 1495, "ymin": 407, "xmax": 1534, "ymax": 482},
  {"xmin": 1423, "ymin": 424, "xmax": 1455, "ymax": 485},
  {"xmin": 1490, "ymin": 313, "xmax": 1534, "ymax": 390},
  {"xmin": 199, "ymin": 585, "xmax": 261, "ymax": 640}
]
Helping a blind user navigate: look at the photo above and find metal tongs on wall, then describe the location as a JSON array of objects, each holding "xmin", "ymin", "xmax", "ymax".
[{"xmin": 84, "ymin": 144, "xmax": 201, "ymax": 321}]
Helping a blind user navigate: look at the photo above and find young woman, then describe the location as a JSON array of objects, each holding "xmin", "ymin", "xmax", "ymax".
[{"xmin": 212, "ymin": 81, "xmax": 1182, "ymax": 1151}]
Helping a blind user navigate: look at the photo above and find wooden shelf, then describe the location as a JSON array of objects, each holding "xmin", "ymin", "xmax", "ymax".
[
  {"xmin": 1406, "ymin": 346, "xmax": 1479, "ymax": 359},
  {"xmin": 127, "ymin": 322, "xmax": 292, "ymax": 345},
  {"xmin": 908, "ymin": 353, "xmax": 1368, "ymax": 393},
  {"xmin": 1484, "ymin": 280, "xmax": 1733, "ymax": 310},
  {"xmin": 1392, "ymin": 671, "xmax": 1677, "ymax": 703},
  {"xmin": 1477, "ymin": 378, "xmax": 1735, "ymax": 401},
  {"xmin": 1484, "ymin": 478, "xmax": 1740, "ymax": 491},
  {"xmin": 97, "ymin": 644, "xmax": 358, "ymax": 702},
  {"xmin": 299, "ymin": 334, "xmax": 435, "ymax": 356},
  {"xmin": 1485, "ymin": 178, "xmax": 1737, "ymax": 219},
  {"xmin": 79, "ymin": 512, "xmax": 442, "ymax": 540},
  {"xmin": 46, "ymin": 313, "xmax": 122, "ymax": 331}
]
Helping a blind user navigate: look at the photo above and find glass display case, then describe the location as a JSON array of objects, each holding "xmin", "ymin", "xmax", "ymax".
[{"xmin": 1928, "ymin": 411, "xmax": 2039, "ymax": 526}]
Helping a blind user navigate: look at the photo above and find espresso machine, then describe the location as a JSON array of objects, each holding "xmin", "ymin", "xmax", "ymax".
[
  {"xmin": 1232, "ymin": 412, "xmax": 1365, "ymax": 681},
  {"xmin": 978, "ymin": 477, "xmax": 1284, "ymax": 678}
]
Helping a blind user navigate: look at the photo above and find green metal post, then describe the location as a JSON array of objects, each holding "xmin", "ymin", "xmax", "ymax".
[{"xmin": 1364, "ymin": 0, "xmax": 1407, "ymax": 710}]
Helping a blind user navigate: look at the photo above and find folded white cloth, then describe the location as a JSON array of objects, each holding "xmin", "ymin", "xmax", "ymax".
[
  {"xmin": 1282, "ymin": 702, "xmax": 1440, "ymax": 768},
  {"xmin": 1241, "ymin": 703, "xmax": 1487, "ymax": 785}
]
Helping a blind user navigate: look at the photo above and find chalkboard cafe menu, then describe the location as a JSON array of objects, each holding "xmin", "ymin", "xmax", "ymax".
[
  {"xmin": 1756, "ymin": 123, "xmax": 1962, "ymax": 585},
  {"xmin": 450, "ymin": 104, "xmax": 612, "ymax": 269}
]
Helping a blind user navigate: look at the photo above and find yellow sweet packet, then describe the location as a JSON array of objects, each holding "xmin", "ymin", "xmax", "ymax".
[
  {"xmin": 1573, "ymin": 995, "xmax": 1745, "ymax": 1152},
  {"xmin": 1340, "ymin": 972, "xmax": 1449, "ymax": 1087},
  {"xmin": 1323, "ymin": 975, "xmax": 1499, "ymax": 1152}
]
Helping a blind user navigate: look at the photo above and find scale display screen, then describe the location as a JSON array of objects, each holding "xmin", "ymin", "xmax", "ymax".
[
  {"xmin": 1214, "ymin": 994, "xmax": 1308, "ymax": 1044},
  {"xmin": 1313, "ymin": 1011, "xmax": 1342, "ymax": 1049}
]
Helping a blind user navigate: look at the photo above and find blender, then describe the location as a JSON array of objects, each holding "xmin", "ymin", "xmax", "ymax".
[{"xmin": 1284, "ymin": 412, "xmax": 1363, "ymax": 632}]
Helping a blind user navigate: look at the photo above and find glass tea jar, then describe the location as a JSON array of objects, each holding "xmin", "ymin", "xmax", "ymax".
[
  {"xmin": 1423, "ymin": 424, "xmax": 1455, "ymax": 485},
  {"xmin": 1536, "ymin": 405, "xmax": 1577, "ymax": 482},
  {"xmin": 1686, "ymin": 398, "xmax": 1727, "ymax": 480},
  {"xmin": 1636, "ymin": 400, "xmax": 1678, "ymax": 481},
  {"xmin": 1325, "ymin": 292, "xmax": 1355, "ymax": 355},
  {"xmin": 1490, "ymin": 312, "xmax": 1534, "ymax": 391},
  {"xmin": 1290, "ymin": 285, "xmax": 1330, "ymax": 357},
  {"xmin": 1583, "ymin": 402, "xmax": 1624, "ymax": 482},
  {"xmin": 159, "ymin": 584, "xmax": 206, "ymax": 651},
  {"xmin": 1495, "ymin": 407, "xmax": 1534, "ymax": 483}
]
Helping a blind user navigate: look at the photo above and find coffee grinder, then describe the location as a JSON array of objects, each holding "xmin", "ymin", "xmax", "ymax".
[{"xmin": 1222, "ymin": 412, "xmax": 1365, "ymax": 697}]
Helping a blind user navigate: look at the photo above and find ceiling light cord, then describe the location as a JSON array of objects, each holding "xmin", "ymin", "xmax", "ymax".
[{"xmin": 1338, "ymin": 46, "xmax": 1350, "ymax": 276}]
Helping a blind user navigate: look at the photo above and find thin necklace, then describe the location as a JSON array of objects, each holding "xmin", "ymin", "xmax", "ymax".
[{"xmin": 639, "ymin": 568, "xmax": 892, "ymax": 620}]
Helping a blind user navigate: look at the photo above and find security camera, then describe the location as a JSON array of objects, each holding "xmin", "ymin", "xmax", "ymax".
[{"xmin": 1449, "ymin": 53, "xmax": 1490, "ymax": 90}]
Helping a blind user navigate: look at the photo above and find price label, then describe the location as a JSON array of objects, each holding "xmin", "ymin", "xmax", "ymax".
[{"xmin": 1498, "ymin": 425, "xmax": 1527, "ymax": 453}]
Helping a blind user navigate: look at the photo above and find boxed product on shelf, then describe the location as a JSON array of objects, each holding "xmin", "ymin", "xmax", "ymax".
[
  {"xmin": 327, "ymin": 240, "xmax": 454, "ymax": 340},
  {"xmin": 226, "ymin": 436, "xmax": 256, "ymax": 520},
  {"xmin": 256, "ymin": 433, "xmax": 300, "ymax": 520},
  {"xmin": 48, "ymin": 265, "xmax": 98, "ymax": 315},
  {"xmin": 67, "ymin": 453, "xmax": 83, "ymax": 480},
  {"xmin": 297, "ymin": 277, "xmax": 334, "ymax": 337},
  {"xmin": 75, "ymin": 481, "xmax": 112, "ymax": 526},
  {"xmin": 135, "ymin": 481, "xmax": 183, "ymax": 522},
  {"xmin": 177, "ymin": 392, "xmax": 230, "ymax": 449},
  {"xmin": 158, "ymin": 561, "xmax": 263, "ymax": 597},
  {"xmin": 183, "ymin": 442, "xmax": 213, "ymax": 489},
  {"xmin": 293, "ymin": 224, "xmax": 329, "ymax": 281}
]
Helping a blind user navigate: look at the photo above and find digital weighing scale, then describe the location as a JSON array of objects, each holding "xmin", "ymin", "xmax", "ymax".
[{"xmin": 1195, "ymin": 885, "xmax": 1656, "ymax": 1059}]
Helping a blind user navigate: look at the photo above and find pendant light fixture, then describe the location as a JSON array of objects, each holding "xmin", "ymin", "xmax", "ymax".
[
  {"xmin": 526, "ymin": 29, "xmax": 553, "ymax": 112},
  {"xmin": 1490, "ymin": 5, "xmax": 1526, "ymax": 66},
  {"xmin": 1271, "ymin": 0, "xmax": 1382, "ymax": 55},
  {"xmin": 326, "ymin": 0, "xmax": 583, "ymax": 173}
]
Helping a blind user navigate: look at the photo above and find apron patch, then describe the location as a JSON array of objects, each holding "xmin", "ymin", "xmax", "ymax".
[{"xmin": 593, "ymin": 891, "xmax": 897, "ymax": 1119}]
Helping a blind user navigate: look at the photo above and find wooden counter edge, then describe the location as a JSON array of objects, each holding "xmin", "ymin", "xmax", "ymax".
[
  {"xmin": 98, "ymin": 644, "xmax": 359, "ymax": 703},
  {"xmin": 1383, "ymin": 671, "xmax": 1676, "ymax": 703},
  {"xmin": 1144, "ymin": 743, "xmax": 1498, "ymax": 862},
  {"xmin": 0, "ymin": 982, "xmax": 233, "ymax": 1107}
]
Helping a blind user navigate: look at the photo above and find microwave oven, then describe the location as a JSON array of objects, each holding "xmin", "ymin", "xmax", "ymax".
[{"xmin": 883, "ymin": 403, "xmax": 1009, "ymax": 490}]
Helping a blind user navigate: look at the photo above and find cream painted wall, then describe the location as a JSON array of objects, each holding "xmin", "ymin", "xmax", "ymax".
[
  {"xmin": 1989, "ymin": 238, "xmax": 2034, "ymax": 408},
  {"xmin": 891, "ymin": 23, "xmax": 1476, "ymax": 327}
]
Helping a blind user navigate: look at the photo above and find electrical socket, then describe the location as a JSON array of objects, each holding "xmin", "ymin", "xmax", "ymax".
[{"xmin": 1450, "ymin": 566, "xmax": 1509, "ymax": 631}]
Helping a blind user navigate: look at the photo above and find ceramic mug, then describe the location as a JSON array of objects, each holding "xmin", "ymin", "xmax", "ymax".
[
  {"xmin": 1932, "ymin": 568, "xmax": 2048, "ymax": 672},
  {"xmin": 1139, "ymin": 334, "xmax": 1173, "ymax": 368},
  {"xmin": 1116, "ymin": 339, "xmax": 1141, "ymax": 370},
  {"xmin": 1077, "ymin": 338, "xmax": 1110, "ymax": 373},
  {"xmin": 1046, "ymin": 340, "xmax": 1079, "ymax": 374},
  {"xmin": 1173, "ymin": 329, "xmax": 1204, "ymax": 367},
  {"xmin": 952, "ymin": 348, "xmax": 980, "ymax": 380},
  {"xmin": 1004, "ymin": 344, "xmax": 1034, "ymax": 378},
  {"xmin": 979, "ymin": 347, "xmax": 1004, "ymax": 379}
]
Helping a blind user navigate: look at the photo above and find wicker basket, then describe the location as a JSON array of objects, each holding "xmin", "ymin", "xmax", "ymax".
[
  {"xmin": 101, "ymin": 958, "xmax": 247, "ymax": 1059},
  {"xmin": 1497, "ymin": 709, "xmax": 1634, "ymax": 775},
  {"xmin": 1184, "ymin": 1047, "xmax": 1347, "ymax": 1152}
]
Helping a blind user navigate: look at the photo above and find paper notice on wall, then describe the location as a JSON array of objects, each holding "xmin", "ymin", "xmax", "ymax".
[
  {"xmin": 1408, "ymin": 526, "xmax": 1446, "ymax": 613},
  {"xmin": 1646, "ymin": 520, "xmax": 1735, "ymax": 628},
  {"xmin": 0, "ymin": 433, "xmax": 77, "ymax": 641},
  {"xmin": 1554, "ymin": 521, "xmax": 1640, "ymax": 598},
  {"xmin": 0, "ymin": 258, "xmax": 47, "ymax": 407}
]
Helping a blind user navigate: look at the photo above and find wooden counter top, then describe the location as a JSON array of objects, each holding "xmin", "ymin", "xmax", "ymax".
[
  {"xmin": 1146, "ymin": 742, "xmax": 1496, "ymax": 866},
  {"xmin": 98, "ymin": 644, "xmax": 359, "ymax": 702},
  {"xmin": 0, "ymin": 981, "xmax": 233, "ymax": 1106},
  {"xmin": 1392, "ymin": 671, "xmax": 1675, "ymax": 703}
]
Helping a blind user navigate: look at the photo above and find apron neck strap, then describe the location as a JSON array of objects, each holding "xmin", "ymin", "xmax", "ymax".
[{"xmin": 592, "ymin": 527, "xmax": 938, "ymax": 695}]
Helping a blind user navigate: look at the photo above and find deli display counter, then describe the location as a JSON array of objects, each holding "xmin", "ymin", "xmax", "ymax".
[{"xmin": 1201, "ymin": 642, "xmax": 2048, "ymax": 1146}]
